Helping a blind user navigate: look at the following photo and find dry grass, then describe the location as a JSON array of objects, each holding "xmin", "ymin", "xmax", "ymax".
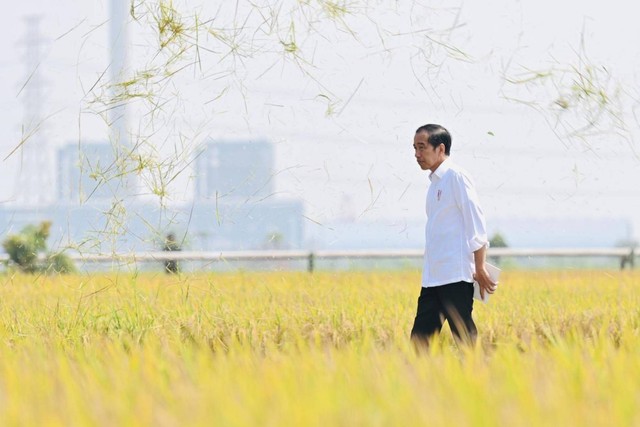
[{"xmin": 0, "ymin": 269, "xmax": 639, "ymax": 425}]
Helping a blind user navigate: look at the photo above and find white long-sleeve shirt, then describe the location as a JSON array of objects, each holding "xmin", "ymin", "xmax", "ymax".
[{"xmin": 422, "ymin": 158, "xmax": 488, "ymax": 288}]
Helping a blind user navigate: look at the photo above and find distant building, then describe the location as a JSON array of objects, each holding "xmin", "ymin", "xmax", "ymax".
[
  {"xmin": 190, "ymin": 138, "xmax": 304, "ymax": 250},
  {"xmin": 195, "ymin": 138, "xmax": 274, "ymax": 201},
  {"xmin": 187, "ymin": 199, "xmax": 304, "ymax": 251},
  {"xmin": 1, "ymin": 137, "xmax": 305, "ymax": 258},
  {"xmin": 57, "ymin": 141, "xmax": 117, "ymax": 203}
]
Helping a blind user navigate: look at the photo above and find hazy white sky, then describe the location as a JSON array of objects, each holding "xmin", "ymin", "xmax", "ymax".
[{"xmin": 1, "ymin": 0, "xmax": 639, "ymax": 243}]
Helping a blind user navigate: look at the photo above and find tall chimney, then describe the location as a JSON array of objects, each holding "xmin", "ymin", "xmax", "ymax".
[{"xmin": 108, "ymin": 0, "xmax": 133, "ymax": 194}]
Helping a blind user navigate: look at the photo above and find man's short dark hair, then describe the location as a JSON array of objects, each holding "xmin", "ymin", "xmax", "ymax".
[{"xmin": 415, "ymin": 124, "xmax": 451, "ymax": 155}]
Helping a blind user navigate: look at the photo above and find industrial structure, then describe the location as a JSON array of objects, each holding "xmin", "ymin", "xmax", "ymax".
[
  {"xmin": 0, "ymin": 1, "xmax": 305, "ymax": 258},
  {"xmin": 188, "ymin": 138, "xmax": 304, "ymax": 250}
]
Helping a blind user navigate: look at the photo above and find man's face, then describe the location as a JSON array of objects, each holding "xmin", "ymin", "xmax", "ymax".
[{"xmin": 413, "ymin": 131, "xmax": 444, "ymax": 172}]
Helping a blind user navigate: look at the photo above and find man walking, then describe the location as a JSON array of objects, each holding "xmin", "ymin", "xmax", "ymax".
[{"xmin": 411, "ymin": 124, "xmax": 496, "ymax": 346}]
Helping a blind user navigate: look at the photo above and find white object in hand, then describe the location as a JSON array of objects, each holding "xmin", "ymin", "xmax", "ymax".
[{"xmin": 473, "ymin": 262, "xmax": 501, "ymax": 303}]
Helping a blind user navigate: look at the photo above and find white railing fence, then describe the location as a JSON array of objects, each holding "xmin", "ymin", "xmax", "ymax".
[{"xmin": 0, "ymin": 247, "xmax": 636, "ymax": 272}]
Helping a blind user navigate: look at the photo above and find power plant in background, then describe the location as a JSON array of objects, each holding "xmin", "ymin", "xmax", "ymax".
[{"xmin": 0, "ymin": 0, "xmax": 305, "ymax": 257}]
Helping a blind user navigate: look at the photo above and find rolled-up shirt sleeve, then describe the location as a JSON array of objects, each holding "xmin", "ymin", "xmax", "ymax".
[{"xmin": 453, "ymin": 172, "xmax": 488, "ymax": 252}]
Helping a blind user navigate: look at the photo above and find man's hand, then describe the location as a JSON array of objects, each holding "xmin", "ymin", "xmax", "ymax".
[
  {"xmin": 473, "ymin": 244, "xmax": 497, "ymax": 300},
  {"xmin": 473, "ymin": 266, "xmax": 497, "ymax": 300}
]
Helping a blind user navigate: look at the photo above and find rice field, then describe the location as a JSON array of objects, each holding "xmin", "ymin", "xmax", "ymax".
[{"xmin": 0, "ymin": 269, "xmax": 639, "ymax": 426}]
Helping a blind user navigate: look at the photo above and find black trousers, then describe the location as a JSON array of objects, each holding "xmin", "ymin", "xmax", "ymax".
[{"xmin": 410, "ymin": 281, "xmax": 477, "ymax": 345}]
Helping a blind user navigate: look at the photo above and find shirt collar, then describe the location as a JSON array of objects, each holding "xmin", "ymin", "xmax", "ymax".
[{"xmin": 429, "ymin": 157, "xmax": 451, "ymax": 182}]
